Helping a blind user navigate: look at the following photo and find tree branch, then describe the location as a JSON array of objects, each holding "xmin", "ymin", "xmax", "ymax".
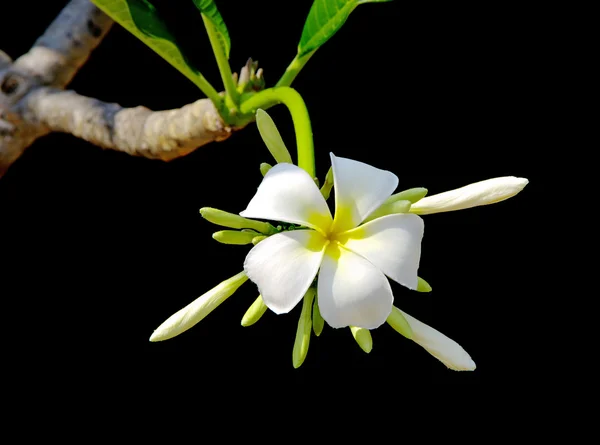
[
  {"xmin": 1, "ymin": 0, "xmax": 113, "ymax": 176},
  {"xmin": 22, "ymin": 87, "xmax": 232, "ymax": 160},
  {"xmin": 1, "ymin": 0, "xmax": 250, "ymax": 178},
  {"xmin": 10, "ymin": 0, "xmax": 113, "ymax": 87}
]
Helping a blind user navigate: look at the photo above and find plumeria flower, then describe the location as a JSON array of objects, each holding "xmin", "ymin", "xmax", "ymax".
[{"xmin": 240, "ymin": 154, "xmax": 423, "ymax": 331}]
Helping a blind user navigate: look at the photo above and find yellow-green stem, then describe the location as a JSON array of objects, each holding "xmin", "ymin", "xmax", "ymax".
[
  {"xmin": 202, "ymin": 14, "xmax": 240, "ymax": 107},
  {"xmin": 275, "ymin": 51, "xmax": 315, "ymax": 87},
  {"xmin": 240, "ymin": 87, "xmax": 315, "ymax": 177}
]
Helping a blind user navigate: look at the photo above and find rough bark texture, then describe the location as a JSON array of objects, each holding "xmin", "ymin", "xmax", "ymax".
[
  {"xmin": 0, "ymin": 0, "xmax": 239, "ymax": 177},
  {"xmin": 23, "ymin": 88, "xmax": 232, "ymax": 160}
]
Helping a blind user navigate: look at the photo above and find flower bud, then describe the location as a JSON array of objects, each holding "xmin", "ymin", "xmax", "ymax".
[
  {"xmin": 417, "ymin": 277, "xmax": 432, "ymax": 292},
  {"xmin": 312, "ymin": 296, "xmax": 324, "ymax": 336},
  {"xmin": 256, "ymin": 109, "xmax": 293, "ymax": 164},
  {"xmin": 410, "ymin": 177, "xmax": 529, "ymax": 215},
  {"xmin": 200, "ymin": 207, "xmax": 275, "ymax": 234},
  {"xmin": 386, "ymin": 306, "xmax": 413, "ymax": 339},
  {"xmin": 260, "ymin": 162, "xmax": 272, "ymax": 176},
  {"xmin": 241, "ymin": 295, "xmax": 268, "ymax": 327},
  {"xmin": 384, "ymin": 187, "xmax": 428, "ymax": 205},
  {"xmin": 150, "ymin": 272, "xmax": 248, "ymax": 341},
  {"xmin": 350, "ymin": 326, "xmax": 373, "ymax": 353},
  {"xmin": 363, "ymin": 199, "xmax": 411, "ymax": 223},
  {"xmin": 292, "ymin": 288, "xmax": 315, "ymax": 368}
]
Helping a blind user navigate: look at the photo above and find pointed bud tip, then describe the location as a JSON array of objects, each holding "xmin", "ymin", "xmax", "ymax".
[
  {"xmin": 149, "ymin": 331, "xmax": 162, "ymax": 342},
  {"xmin": 516, "ymin": 177, "xmax": 529, "ymax": 189},
  {"xmin": 450, "ymin": 358, "xmax": 477, "ymax": 371},
  {"xmin": 417, "ymin": 277, "xmax": 432, "ymax": 293}
]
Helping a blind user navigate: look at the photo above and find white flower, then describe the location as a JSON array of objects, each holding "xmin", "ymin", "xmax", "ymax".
[
  {"xmin": 241, "ymin": 153, "xmax": 424, "ymax": 329},
  {"xmin": 410, "ymin": 177, "xmax": 529, "ymax": 215}
]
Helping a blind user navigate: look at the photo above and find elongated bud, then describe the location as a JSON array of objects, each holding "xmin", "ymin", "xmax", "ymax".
[
  {"xmin": 292, "ymin": 288, "xmax": 315, "ymax": 369},
  {"xmin": 320, "ymin": 167, "xmax": 333, "ymax": 200},
  {"xmin": 212, "ymin": 230, "xmax": 256, "ymax": 245},
  {"xmin": 256, "ymin": 109, "xmax": 293, "ymax": 164},
  {"xmin": 399, "ymin": 309, "xmax": 476, "ymax": 371},
  {"xmin": 252, "ymin": 235, "xmax": 267, "ymax": 245},
  {"xmin": 363, "ymin": 199, "xmax": 411, "ymax": 223},
  {"xmin": 350, "ymin": 326, "xmax": 373, "ymax": 353},
  {"xmin": 386, "ymin": 306, "xmax": 413, "ymax": 339},
  {"xmin": 417, "ymin": 277, "xmax": 432, "ymax": 292},
  {"xmin": 312, "ymin": 296, "xmax": 324, "ymax": 336},
  {"xmin": 150, "ymin": 272, "xmax": 248, "ymax": 341},
  {"xmin": 260, "ymin": 162, "xmax": 272, "ymax": 176},
  {"xmin": 241, "ymin": 295, "xmax": 268, "ymax": 327},
  {"xmin": 200, "ymin": 207, "xmax": 275, "ymax": 234},
  {"xmin": 384, "ymin": 187, "xmax": 428, "ymax": 205},
  {"xmin": 410, "ymin": 177, "xmax": 529, "ymax": 215}
]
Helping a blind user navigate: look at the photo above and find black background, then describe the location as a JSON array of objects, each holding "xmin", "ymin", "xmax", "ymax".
[{"xmin": 1, "ymin": 0, "xmax": 543, "ymax": 405}]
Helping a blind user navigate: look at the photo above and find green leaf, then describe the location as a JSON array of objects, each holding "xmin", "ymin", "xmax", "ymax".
[
  {"xmin": 192, "ymin": 0, "xmax": 231, "ymax": 59},
  {"xmin": 90, "ymin": 0, "xmax": 212, "ymax": 93},
  {"xmin": 298, "ymin": 0, "xmax": 393, "ymax": 57}
]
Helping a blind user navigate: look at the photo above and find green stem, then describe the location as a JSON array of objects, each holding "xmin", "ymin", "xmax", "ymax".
[
  {"xmin": 190, "ymin": 73, "xmax": 224, "ymax": 109},
  {"xmin": 275, "ymin": 51, "xmax": 315, "ymax": 87},
  {"xmin": 202, "ymin": 14, "xmax": 240, "ymax": 107},
  {"xmin": 240, "ymin": 87, "xmax": 315, "ymax": 178}
]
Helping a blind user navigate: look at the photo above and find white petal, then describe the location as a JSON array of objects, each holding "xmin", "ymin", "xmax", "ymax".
[
  {"xmin": 244, "ymin": 230, "xmax": 327, "ymax": 314},
  {"xmin": 338, "ymin": 214, "xmax": 424, "ymax": 290},
  {"xmin": 240, "ymin": 163, "xmax": 332, "ymax": 233},
  {"xmin": 330, "ymin": 153, "xmax": 399, "ymax": 233},
  {"xmin": 410, "ymin": 176, "xmax": 529, "ymax": 215},
  {"xmin": 399, "ymin": 309, "xmax": 476, "ymax": 371},
  {"xmin": 150, "ymin": 272, "xmax": 248, "ymax": 341},
  {"xmin": 317, "ymin": 243, "xmax": 394, "ymax": 329}
]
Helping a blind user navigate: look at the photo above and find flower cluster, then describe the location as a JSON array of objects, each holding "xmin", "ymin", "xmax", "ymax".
[{"xmin": 149, "ymin": 110, "xmax": 528, "ymax": 370}]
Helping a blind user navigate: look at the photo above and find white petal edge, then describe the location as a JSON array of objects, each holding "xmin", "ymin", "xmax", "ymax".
[
  {"xmin": 317, "ymin": 243, "xmax": 394, "ymax": 329},
  {"xmin": 150, "ymin": 271, "xmax": 248, "ymax": 342},
  {"xmin": 399, "ymin": 309, "xmax": 476, "ymax": 371},
  {"xmin": 330, "ymin": 153, "xmax": 399, "ymax": 233},
  {"xmin": 339, "ymin": 214, "xmax": 424, "ymax": 290},
  {"xmin": 410, "ymin": 176, "xmax": 529, "ymax": 215},
  {"xmin": 244, "ymin": 230, "xmax": 327, "ymax": 314},
  {"xmin": 240, "ymin": 163, "xmax": 332, "ymax": 233}
]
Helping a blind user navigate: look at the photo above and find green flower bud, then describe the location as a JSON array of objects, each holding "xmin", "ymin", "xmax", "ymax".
[
  {"xmin": 320, "ymin": 166, "xmax": 333, "ymax": 200},
  {"xmin": 417, "ymin": 277, "xmax": 432, "ymax": 292},
  {"xmin": 386, "ymin": 306, "xmax": 414, "ymax": 339},
  {"xmin": 212, "ymin": 230, "xmax": 256, "ymax": 245},
  {"xmin": 241, "ymin": 295, "xmax": 268, "ymax": 327},
  {"xmin": 350, "ymin": 326, "xmax": 373, "ymax": 353},
  {"xmin": 292, "ymin": 288, "xmax": 315, "ymax": 369},
  {"xmin": 362, "ymin": 199, "xmax": 412, "ymax": 224},
  {"xmin": 260, "ymin": 162, "xmax": 272, "ymax": 176},
  {"xmin": 256, "ymin": 109, "xmax": 293, "ymax": 164},
  {"xmin": 252, "ymin": 235, "xmax": 267, "ymax": 245},
  {"xmin": 384, "ymin": 187, "xmax": 428, "ymax": 205},
  {"xmin": 200, "ymin": 207, "xmax": 275, "ymax": 234},
  {"xmin": 312, "ymin": 296, "xmax": 324, "ymax": 336}
]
